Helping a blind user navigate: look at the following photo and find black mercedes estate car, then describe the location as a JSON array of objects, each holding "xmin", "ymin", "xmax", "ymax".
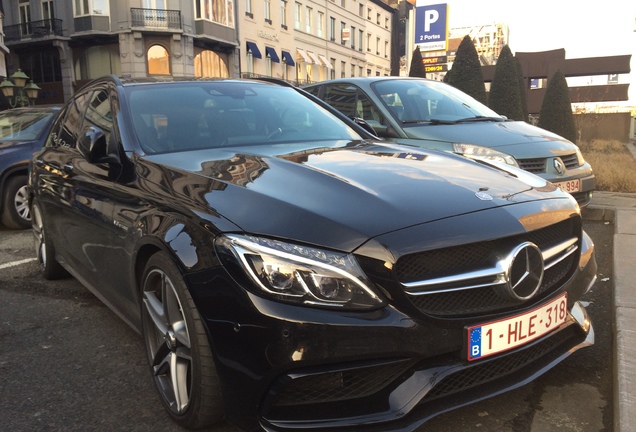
[{"xmin": 30, "ymin": 76, "xmax": 597, "ymax": 431}]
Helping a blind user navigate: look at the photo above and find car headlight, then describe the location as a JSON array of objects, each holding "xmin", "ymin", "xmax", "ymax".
[
  {"xmin": 216, "ymin": 234, "xmax": 385, "ymax": 310},
  {"xmin": 574, "ymin": 145, "xmax": 586, "ymax": 166},
  {"xmin": 453, "ymin": 143, "xmax": 519, "ymax": 167}
]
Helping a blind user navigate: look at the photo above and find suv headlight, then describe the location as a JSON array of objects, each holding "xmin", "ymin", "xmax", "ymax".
[
  {"xmin": 453, "ymin": 143, "xmax": 519, "ymax": 167},
  {"xmin": 216, "ymin": 234, "xmax": 385, "ymax": 310}
]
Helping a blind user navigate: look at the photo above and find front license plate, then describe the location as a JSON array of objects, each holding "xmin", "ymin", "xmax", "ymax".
[
  {"xmin": 467, "ymin": 293, "xmax": 568, "ymax": 361},
  {"xmin": 554, "ymin": 179, "xmax": 580, "ymax": 193}
]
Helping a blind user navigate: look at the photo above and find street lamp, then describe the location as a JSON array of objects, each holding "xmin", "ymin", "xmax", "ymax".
[{"xmin": 0, "ymin": 69, "xmax": 41, "ymax": 107}]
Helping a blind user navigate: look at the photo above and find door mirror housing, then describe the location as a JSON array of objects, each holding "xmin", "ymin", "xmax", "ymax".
[{"xmin": 78, "ymin": 126, "xmax": 120, "ymax": 165}]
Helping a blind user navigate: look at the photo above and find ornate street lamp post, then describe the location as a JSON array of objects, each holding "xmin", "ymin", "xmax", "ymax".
[{"xmin": 0, "ymin": 69, "xmax": 42, "ymax": 108}]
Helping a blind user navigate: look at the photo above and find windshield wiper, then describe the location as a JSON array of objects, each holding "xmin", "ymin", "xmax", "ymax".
[
  {"xmin": 451, "ymin": 116, "xmax": 508, "ymax": 123},
  {"xmin": 402, "ymin": 116, "xmax": 507, "ymax": 125}
]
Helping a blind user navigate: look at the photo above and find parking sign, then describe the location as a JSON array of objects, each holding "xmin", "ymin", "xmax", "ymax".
[{"xmin": 414, "ymin": 3, "xmax": 448, "ymax": 52}]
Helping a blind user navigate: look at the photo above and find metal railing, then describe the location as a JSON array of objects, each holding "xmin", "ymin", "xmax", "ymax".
[
  {"xmin": 5, "ymin": 19, "xmax": 63, "ymax": 42},
  {"xmin": 131, "ymin": 8, "xmax": 181, "ymax": 29}
]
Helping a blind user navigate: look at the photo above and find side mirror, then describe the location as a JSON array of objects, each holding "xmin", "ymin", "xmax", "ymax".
[
  {"xmin": 364, "ymin": 119, "xmax": 400, "ymax": 139},
  {"xmin": 78, "ymin": 126, "xmax": 120, "ymax": 165},
  {"xmin": 351, "ymin": 117, "xmax": 377, "ymax": 136}
]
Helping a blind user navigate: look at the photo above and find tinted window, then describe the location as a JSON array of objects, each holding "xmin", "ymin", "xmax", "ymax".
[
  {"xmin": 83, "ymin": 89, "xmax": 113, "ymax": 142},
  {"xmin": 323, "ymin": 84, "xmax": 357, "ymax": 118},
  {"xmin": 127, "ymin": 82, "xmax": 362, "ymax": 154},
  {"xmin": 52, "ymin": 91, "xmax": 92, "ymax": 149}
]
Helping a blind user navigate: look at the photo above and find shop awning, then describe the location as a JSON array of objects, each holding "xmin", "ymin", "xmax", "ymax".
[
  {"xmin": 296, "ymin": 49, "xmax": 312, "ymax": 63},
  {"xmin": 318, "ymin": 54, "xmax": 333, "ymax": 69},
  {"xmin": 281, "ymin": 51, "xmax": 295, "ymax": 66},
  {"xmin": 265, "ymin": 47, "xmax": 280, "ymax": 63},
  {"xmin": 246, "ymin": 42, "xmax": 262, "ymax": 59},
  {"xmin": 307, "ymin": 51, "xmax": 322, "ymax": 65}
]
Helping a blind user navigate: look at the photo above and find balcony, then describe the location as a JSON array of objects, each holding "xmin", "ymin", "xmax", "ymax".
[
  {"xmin": 5, "ymin": 19, "xmax": 63, "ymax": 43},
  {"xmin": 131, "ymin": 8, "xmax": 182, "ymax": 30}
]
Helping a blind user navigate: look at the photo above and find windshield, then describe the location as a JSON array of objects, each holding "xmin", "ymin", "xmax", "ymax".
[
  {"xmin": 372, "ymin": 79, "xmax": 501, "ymax": 124},
  {"xmin": 0, "ymin": 111, "xmax": 54, "ymax": 142},
  {"xmin": 127, "ymin": 81, "xmax": 363, "ymax": 154}
]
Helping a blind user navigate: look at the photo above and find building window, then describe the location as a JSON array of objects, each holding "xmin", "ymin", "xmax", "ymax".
[
  {"xmin": 340, "ymin": 61, "xmax": 346, "ymax": 78},
  {"xmin": 264, "ymin": 0, "xmax": 272, "ymax": 23},
  {"xmin": 376, "ymin": 37, "xmax": 380, "ymax": 55},
  {"xmin": 317, "ymin": 12, "xmax": 324, "ymax": 38},
  {"xmin": 350, "ymin": 64, "xmax": 355, "ymax": 77},
  {"xmin": 340, "ymin": 21, "xmax": 345, "ymax": 45},
  {"xmin": 280, "ymin": 0, "xmax": 287, "ymax": 28},
  {"xmin": 246, "ymin": 0, "xmax": 252, "ymax": 17},
  {"xmin": 358, "ymin": 3, "xmax": 363, "ymax": 16},
  {"xmin": 376, "ymin": 13, "xmax": 380, "ymax": 25},
  {"xmin": 350, "ymin": 26, "xmax": 355, "ymax": 49},
  {"xmin": 359, "ymin": 66, "xmax": 363, "ymax": 77},
  {"xmin": 367, "ymin": 33, "xmax": 371, "ymax": 51},
  {"xmin": 340, "ymin": 0, "xmax": 345, "ymax": 8},
  {"xmin": 305, "ymin": 7, "xmax": 312, "ymax": 33},
  {"xmin": 266, "ymin": 56, "xmax": 272, "ymax": 76},
  {"xmin": 195, "ymin": 0, "xmax": 235, "ymax": 27},
  {"xmin": 147, "ymin": 44, "xmax": 170, "ymax": 75},
  {"xmin": 294, "ymin": 3, "xmax": 301, "ymax": 30},
  {"xmin": 385, "ymin": 16, "xmax": 389, "ymax": 29},
  {"xmin": 367, "ymin": 7, "xmax": 371, "ymax": 19},
  {"xmin": 194, "ymin": 50, "xmax": 229, "ymax": 78},
  {"xmin": 42, "ymin": 0, "xmax": 55, "ymax": 20},
  {"xmin": 330, "ymin": 57, "xmax": 336, "ymax": 79},
  {"xmin": 74, "ymin": 0, "xmax": 109, "ymax": 16},
  {"xmin": 75, "ymin": 45, "xmax": 121, "ymax": 80},
  {"xmin": 329, "ymin": 17, "xmax": 335, "ymax": 41},
  {"xmin": 358, "ymin": 29, "xmax": 363, "ymax": 51},
  {"xmin": 19, "ymin": 0, "xmax": 32, "ymax": 35},
  {"xmin": 385, "ymin": 40, "xmax": 389, "ymax": 58}
]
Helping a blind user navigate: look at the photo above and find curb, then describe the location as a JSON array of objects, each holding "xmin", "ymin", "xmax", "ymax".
[{"xmin": 583, "ymin": 199, "xmax": 636, "ymax": 432}]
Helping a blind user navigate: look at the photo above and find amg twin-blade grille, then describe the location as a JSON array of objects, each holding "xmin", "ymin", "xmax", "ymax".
[
  {"xmin": 271, "ymin": 361, "xmax": 413, "ymax": 407},
  {"xmin": 395, "ymin": 218, "xmax": 579, "ymax": 317}
]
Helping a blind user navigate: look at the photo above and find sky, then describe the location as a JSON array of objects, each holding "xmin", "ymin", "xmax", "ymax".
[{"xmin": 442, "ymin": 0, "xmax": 636, "ymax": 107}]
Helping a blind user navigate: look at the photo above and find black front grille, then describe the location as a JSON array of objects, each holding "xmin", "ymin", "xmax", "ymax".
[
  {"xmin": 518, "ymin": 158, "xmax": 546, "ymax": 173},
  {"xmin": 421, "ymin": 324, "xmax": 583, "ymax": 402},
  {"xmin": 270, "ymin": 360, "xmax": 414, "ymax": 407},
  {"xmin": 561, "ymin": 153, "xmax": 580, "ymax": 169},
  {"xmin": 395, "ymin": 218, "xmax": 580, "ymax": 317}
]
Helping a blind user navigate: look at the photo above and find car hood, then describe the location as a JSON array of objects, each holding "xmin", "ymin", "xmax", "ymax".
[
  {"xmin": 403, "ymin": 120, "xmax": 578, "ymax": 158},
  {"xmin": 142, "ymin": 141, "xmax": 570, "ymax": 252},
  {"xmin": 0, "ymin": 139, "xmax": 33, "ymax": 150}
]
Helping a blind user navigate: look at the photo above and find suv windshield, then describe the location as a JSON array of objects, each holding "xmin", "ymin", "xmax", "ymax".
[
  {"xmin": 373, "ymin": 79, "xmax": 502, "ymax": 124},
  {"xmin": 127, "ymin": 81, "xmax": 363, "ymax": 154}
]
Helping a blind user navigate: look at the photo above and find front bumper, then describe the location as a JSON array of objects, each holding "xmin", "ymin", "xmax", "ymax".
[{"xmin": 187, "ymin": 240, "xmax": 597, "ymax": 432}]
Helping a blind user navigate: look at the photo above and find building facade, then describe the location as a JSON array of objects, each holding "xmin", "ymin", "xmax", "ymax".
[{"xmin": 1, "ymin": 0, "xmax": 395, "ymax": 105}]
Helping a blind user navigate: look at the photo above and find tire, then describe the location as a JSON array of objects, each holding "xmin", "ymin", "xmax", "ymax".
[
  {"xmin": 31, "ymin": 201, "xmax": 68, "ymax": 280},
  {"xmin": 140, "ymin": 252, "xmax": 224, "ymax": 429},
  {"xmin": 1, "ymin": 175, "xmax": 31, "ymax": 229}
]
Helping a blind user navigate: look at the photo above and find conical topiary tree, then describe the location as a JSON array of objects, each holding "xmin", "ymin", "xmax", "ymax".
[
  {"xmin": 515, "ymin": 57, "xmax": 529, "ymax": 122},
  {"xmin": 409, "ymin": 46, "xmax": 426, "ymax": 78},
  {"xmin": 446, "ymin": 35, "xmax": 487, "ymax": 104},
  {"xmin": 538, "ymin": 70, "xmax": 577, "ymax": 142},
  {"xmin": 488, "ymin": 45, "xmax": 524, "ymax": 121}
]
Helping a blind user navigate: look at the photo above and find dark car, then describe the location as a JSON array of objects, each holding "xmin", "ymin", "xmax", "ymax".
[
  {"xmin": 30, "ymin": 76, "xmax": 597, "ymax": 432},
  {"xmin": 0, "ymin": 105, "xmax": 59, "ymax": 229},
  {"xmin": 304, "ymin": 77, "xmax": 595, "ymax": 207}
]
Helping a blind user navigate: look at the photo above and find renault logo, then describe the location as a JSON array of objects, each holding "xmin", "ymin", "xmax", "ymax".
[
  {"xmin": 506, "ymin": 242, "xmax": 544, "ymax": 301},
  {"xmin": 553, "ymin": 158, "xmax": 565, "ymax": 176}
]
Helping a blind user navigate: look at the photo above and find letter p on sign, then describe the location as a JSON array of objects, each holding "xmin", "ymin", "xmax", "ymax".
[{"xmin": 424, "ymin": 9, "xmax": 439, "ymax": 32}]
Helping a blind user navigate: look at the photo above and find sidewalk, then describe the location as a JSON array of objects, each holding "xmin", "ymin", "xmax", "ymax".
[{"xmin": 582, "ymin": 190, "xmax": 636, "ymax": 432}]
